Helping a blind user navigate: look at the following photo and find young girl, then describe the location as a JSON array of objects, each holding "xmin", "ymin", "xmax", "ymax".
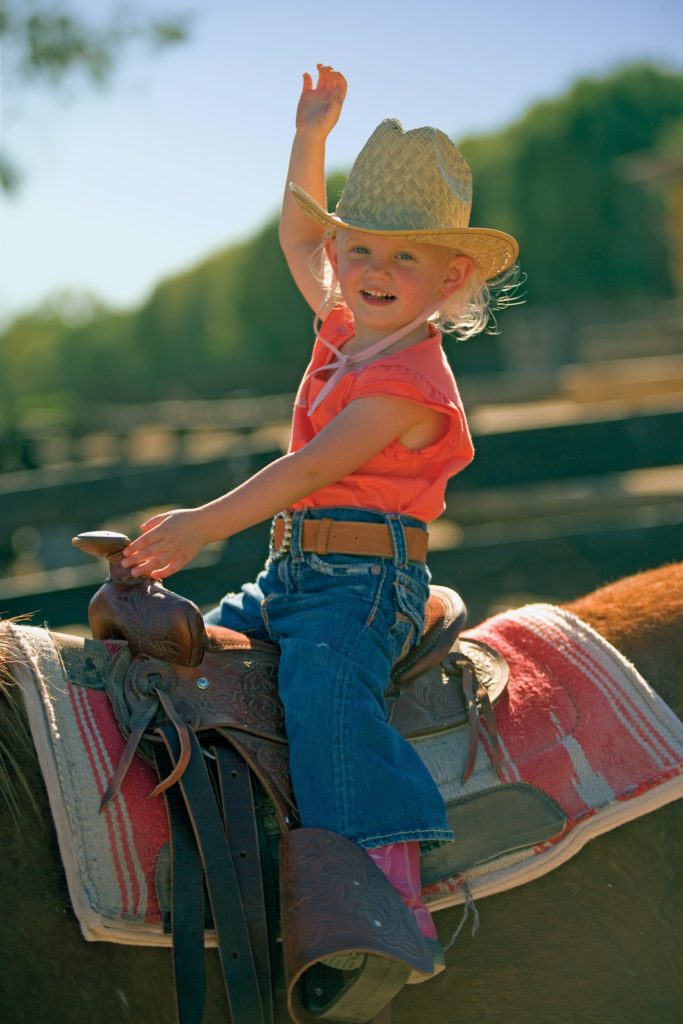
[{"xmin": 121, "ymin": 64, "xmax": 518, "ymax": 981}]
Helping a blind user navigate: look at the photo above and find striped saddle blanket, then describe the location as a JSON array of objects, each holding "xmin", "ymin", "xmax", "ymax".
[{"xmin": 11, "ymin": 603, "xmax": 683, "ymax": 943}]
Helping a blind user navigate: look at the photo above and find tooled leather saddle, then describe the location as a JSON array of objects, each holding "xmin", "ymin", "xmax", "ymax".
[{"xmin": 73, "ymin": 530, "xmax": 508, "ymax": 1024}]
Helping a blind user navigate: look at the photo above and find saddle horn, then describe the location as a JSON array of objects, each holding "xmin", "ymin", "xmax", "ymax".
[{"xmin": 72, "ymin": 530, "xmax": 207, "ymax": 666}]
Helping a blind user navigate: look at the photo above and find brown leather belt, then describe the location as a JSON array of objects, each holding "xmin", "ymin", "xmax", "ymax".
[{"xmin": 270, "ymin": 513, "xmax": 428, "ymax": 562}]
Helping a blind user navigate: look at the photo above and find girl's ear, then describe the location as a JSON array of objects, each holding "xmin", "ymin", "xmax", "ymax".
[
  {"xmin": 324, "ymin": 236, "xmax": 339, "ymax": 274},
  {"xmin": 441, "ymin": 255, "xmax": 475, "ymax": 297}
]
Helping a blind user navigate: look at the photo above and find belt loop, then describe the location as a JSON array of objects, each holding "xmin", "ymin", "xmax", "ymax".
[
  {"xmin": 387, "ymin": 515, "xmax": 408, "ymax": 567},
  {"xmin": 315, "ymin": 518, "xmax": 333, "ymax": 555},
  {"xmin": 290, "ymin": 509, "xmax": 304, "ymax": 561}
]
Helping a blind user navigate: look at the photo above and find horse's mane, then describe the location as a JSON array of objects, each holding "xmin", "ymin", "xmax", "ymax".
[{"xmin": 0, "ymin": 620, "xmax": 42, "ymax": 825}]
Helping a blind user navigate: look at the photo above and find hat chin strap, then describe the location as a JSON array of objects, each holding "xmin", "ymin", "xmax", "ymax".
[{"xmin": 305, "ymin": 289, "xmax": 442, "ymax": 416}]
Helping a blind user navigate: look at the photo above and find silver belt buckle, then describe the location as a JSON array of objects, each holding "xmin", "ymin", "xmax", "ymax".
[{"xmin": 268, "ymin": 510, "xmax": 293, "ymax": 561}]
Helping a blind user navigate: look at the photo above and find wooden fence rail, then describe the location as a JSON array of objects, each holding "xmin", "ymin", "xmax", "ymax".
[
  {"xmin": 1, "ymin": 405, "xmax": 681, "ymax": 539},
  {"xmin": 1, "ymin": 399, "xmax": 682, "ymax": 627}
]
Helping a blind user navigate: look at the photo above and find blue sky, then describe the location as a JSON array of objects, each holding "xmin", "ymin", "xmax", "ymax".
[{"xmin": 1, "ymin": 0, "xmax": 682, "ymax": 325}]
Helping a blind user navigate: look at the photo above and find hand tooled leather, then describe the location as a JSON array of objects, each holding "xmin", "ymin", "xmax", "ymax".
[
  {"xmin": 102, "ymin": 643, "xmax": 284, "ymax": 806},
  {"xmin": 73, "ymin": 531, "xmax": 206, "ymax": 666},
  {"xmin": 103, "ymin": 623, "xmax": 509, "ymax": 807},
  {"xmin": 281, "ymin": 829, "xmax": 433, "ymax": 1024},
  {"xmin": 217, "ymin": 728, "xmax": 299, "ymax": 832},
  {"xmin": 386, "ymin": 637, "xmax": 509, "ymax": 738}
]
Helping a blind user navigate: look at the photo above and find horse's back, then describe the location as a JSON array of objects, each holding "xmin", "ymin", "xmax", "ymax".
[
  {"xmin": 1, "ymin": 564, "xmax": 683, "ymax": 1024},
  {"xmin": 565, "ymin": 562, "xmax": 683, "ymax": 713}
]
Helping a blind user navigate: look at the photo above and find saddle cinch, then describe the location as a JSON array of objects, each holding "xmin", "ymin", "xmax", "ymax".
[{"xmin": 72, "ymin": 531, "xmax": 509, "ymax": 1024}]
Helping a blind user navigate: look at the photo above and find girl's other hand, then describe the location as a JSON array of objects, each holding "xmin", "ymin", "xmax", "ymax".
[
  {"xmin": 296, "ymin": 63, "xmax": 347, "ymax": 137},
  {"xmin": 120, "ymin": 508, "xmax": 207, "ymax": 580}
]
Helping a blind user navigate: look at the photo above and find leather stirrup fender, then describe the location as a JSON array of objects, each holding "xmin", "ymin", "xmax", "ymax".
[{"xmin": 280, "ymin": 829, "xmax": 433, "ymax": 1024}]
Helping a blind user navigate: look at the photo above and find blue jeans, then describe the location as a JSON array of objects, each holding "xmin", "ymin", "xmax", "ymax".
[{"xmin": 205, "ymin": 507, "xmax": 453, "ymax": 849}]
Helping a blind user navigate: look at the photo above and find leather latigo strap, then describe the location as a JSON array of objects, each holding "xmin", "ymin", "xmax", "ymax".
[
  {"xmin": 273, "ymin": 516, "xmax": 429, "ymax": 562},
  {"xmin": 281, "ymin": 829, "xmax": 433, "ymax": 1024},
  {"xmin": 156, "ymin": 726, "xmax": 269, "ymax": 1024}
]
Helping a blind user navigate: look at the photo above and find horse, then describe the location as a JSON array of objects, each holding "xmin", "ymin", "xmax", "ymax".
[{"xmin": 0, "ymin": 561, "xmax": 681, "ymax": 1024}]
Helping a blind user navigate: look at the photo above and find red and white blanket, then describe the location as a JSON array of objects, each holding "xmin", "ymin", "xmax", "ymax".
[
  {"xmin": 11, "ymin": 604, "xmax": 683, "ymax": 943},
  {"xmin": 418, "ymin": 604, "xmax": 683, "ymax": 908}
]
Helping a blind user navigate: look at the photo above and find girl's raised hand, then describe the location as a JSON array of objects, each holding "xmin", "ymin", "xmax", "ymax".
[
  {"xmin": 296, "ymin": 64, "xmax": 347, "ymax": 137},
  {"xmin": 121, "ymin": 508, "xmax": 208, "ymax": 580}
]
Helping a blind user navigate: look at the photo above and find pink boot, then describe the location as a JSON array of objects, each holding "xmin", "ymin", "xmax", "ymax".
[{"xmin": 366, "ymin": 842, "xmax": 445, "ymax": 983}]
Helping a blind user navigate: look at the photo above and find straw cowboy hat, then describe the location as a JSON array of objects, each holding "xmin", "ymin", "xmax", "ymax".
[{"xmin": 290, "ymin": 118, "xmax": 519, "ymax": 281}]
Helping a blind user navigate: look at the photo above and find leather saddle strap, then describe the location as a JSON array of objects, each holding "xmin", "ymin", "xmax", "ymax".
[
  {"xmin": 150, "ymin": 687, "xmax": 193, "ymax": 798},
  {"xmin": 154, "ymin": 741, "xmax": 206, "ymax": 1024},
  {"xmin": 157, "ymin": 725, "xmax": 266, "ymax": 1024},
  {"xmin": 459, "ymin": 654, "xmax": 504, "ymax": 783},
  {"xmin": 474, "ymin": 675, "xmax": 504, "ymax": 778},
  {"xmin": 100, "ymin": 696, "xmax": 158, "ymax": 810},
  {"xmin": 213, "ymin": 740, "xmax": 274, "ymax": 1024},
  {"xmin": 461, "ymin": 661, "xmax": 482, "ymax": 784}
]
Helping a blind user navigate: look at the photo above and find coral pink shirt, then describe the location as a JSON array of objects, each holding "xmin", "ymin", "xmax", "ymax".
[{"xmin": 289, "ymin": 306, "xmax": 474, "ymax": 523}]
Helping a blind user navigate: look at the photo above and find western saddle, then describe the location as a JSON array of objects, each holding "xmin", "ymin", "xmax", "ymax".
[{"xmin": 73, "ymin": 530, "xmax": 508, "ymax": 1024}]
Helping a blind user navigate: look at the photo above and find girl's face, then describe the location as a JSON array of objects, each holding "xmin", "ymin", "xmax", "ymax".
[{"xmin": 326, "ymin": 230, "xmax": 473, "ymax": 341}]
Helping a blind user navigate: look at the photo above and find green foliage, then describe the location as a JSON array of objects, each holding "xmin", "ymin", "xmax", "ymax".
[
  {"xmin": 2, "ymin": 63, "xmax": 683, "ymax": 412},
  {"xmin": 462, "ymin": 64, "xmax": 683, "ymax": 302}
]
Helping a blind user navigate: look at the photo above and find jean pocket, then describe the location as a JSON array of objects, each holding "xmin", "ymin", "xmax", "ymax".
[
  {"xmin": 392, "ymin": 566, "xmax": 430, "ymax": 650},
  {"xmin": 390, "ymin": 611, "xmax": 418, "ymax": 662}
]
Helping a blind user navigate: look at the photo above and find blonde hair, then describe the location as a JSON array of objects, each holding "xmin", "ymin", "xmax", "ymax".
[
  {"xmin": 312, "ymin": 237, "xmax": 523, "ymax": 341},
  {"xmin": 435, "ymin": 261, "xmax": 525, "ymax": 339}
]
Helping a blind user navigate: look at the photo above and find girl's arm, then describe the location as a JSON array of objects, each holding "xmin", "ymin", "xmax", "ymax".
[
  {"xmin": 279, "ymin": 64, "xmax": 347, "ymax": 311},
  {"xmin": 121, "ymin": 395, "xmax": 444, "ymax": 579}
]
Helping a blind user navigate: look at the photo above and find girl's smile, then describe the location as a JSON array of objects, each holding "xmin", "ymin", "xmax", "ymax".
[
  {"xmin": 325, "ymin": 229, "xmax": 472, "ymax": 348},
  {"xmin": 361, "ymin": 287, "xmax": 396, "ymax": 304}
]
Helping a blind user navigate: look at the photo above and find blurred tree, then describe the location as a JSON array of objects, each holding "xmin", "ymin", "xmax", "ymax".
[
  {"xmin": 615, "ymin": 117, "xmax": 683, "ymax": 294},
  {"xmin": 2, "ymin": 64, "xmax": 683, "ymax": 413},
  {"xmin": 0, "ymin": 0, "xmax": 190, "ymax": 191},
  {"xmin": 462, "ymin": 64, "xmax": 683, "ymax": 302}
]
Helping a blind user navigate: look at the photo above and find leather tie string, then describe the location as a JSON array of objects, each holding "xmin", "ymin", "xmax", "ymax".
[{"xmin": 304, "ymin": 296, "xmax": 442, "ymax": 416}]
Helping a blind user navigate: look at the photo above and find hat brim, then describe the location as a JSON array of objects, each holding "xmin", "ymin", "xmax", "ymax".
[{"xmin": 290, "ymin": 182, "xmax": 519, "ymax": 282}]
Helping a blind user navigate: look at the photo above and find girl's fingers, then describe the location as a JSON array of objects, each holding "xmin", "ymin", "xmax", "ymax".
[
  {"xmin": 151, "ymin": 560, "xmax": 180, "ymax": 580},
  {"xmin": 130, "ymin": 564, "xmax": 151, "ymax": 578},
  {"xmin": 314, "ymin": 64, "xmax": 342, "ymax": 92},
  {"xmin": 140, "ymin": 513, "xmax": 169, "ymax": 532},
  {"xmin": 130, "ymin": 552, "xmax": 173, "ymax": 577},
  {"xmin": 122, "ymin": 540, "xmax": 177, "ymax": 572},
  {"xmin": 149, "ymin": 566, "xmax": 171, "ymax": 580},
  {"xmin": 324, "ymin": 70, "xmax": 338, "ymax": 93},
  {"xmin": 123, "ymin": 535, "xmax": 162, "ymax": 559}
]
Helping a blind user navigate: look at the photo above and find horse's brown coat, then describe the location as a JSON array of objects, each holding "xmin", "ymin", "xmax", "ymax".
[
  {"xmin": 1, "ymin": 564, "xmax": 682, "ymax": 1024},
  {"xmin": 566, "ymin": 562, "xmax": 683, "ymax": 714}
]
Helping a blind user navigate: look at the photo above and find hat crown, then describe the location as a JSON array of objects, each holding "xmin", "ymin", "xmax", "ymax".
[{"xmin": 335, "ymin": 119, "xmax": 473, "ymax": 234}]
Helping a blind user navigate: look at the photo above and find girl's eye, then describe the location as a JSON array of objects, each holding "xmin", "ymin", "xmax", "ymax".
[
  {"xmin": 350, "ymin": 245, "xmax": 369, "ymax": 254},
  {"xmin": 396, "ymin": 252, "xmax": 415, "ymax": 261}
]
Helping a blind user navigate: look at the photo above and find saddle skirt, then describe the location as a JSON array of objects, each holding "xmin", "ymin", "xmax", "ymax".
[{"xmin": 10, "ymin": 603, "xmax": 683, "ymax": 944}]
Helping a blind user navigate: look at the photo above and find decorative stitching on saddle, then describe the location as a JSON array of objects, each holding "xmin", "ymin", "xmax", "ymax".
[{"xmin": 360, "ymin": 827, "xmax": 454, "ymax": 844}]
